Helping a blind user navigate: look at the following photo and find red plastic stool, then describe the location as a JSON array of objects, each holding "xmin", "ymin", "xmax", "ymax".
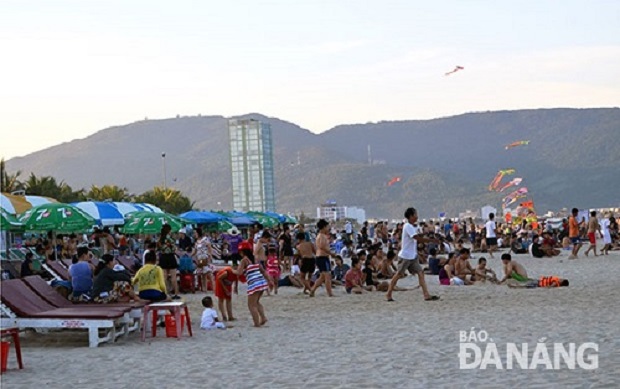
[
  {"xmin": 0, "ymin": 328, "xmax": 24, "ymax": 370},
  {"xmin": 141, "ymin": 302, "xmax": 193, "ymax": 341}
]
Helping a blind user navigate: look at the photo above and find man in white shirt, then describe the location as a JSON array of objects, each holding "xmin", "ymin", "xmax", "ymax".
[
  {"xmin": 485, "ymin": 213, "xmax": 498, "ymax": 258},
  {"xmin": 345, "ymin": 221, "xmax": 353, "ymax": 241},
  {"xmin": 386, "ymin": 207, "xmax": 440, "ymax": 302}
]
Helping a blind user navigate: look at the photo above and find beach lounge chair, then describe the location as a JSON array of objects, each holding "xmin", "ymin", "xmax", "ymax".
[
  {"xmin": 0, "ymin": 279, "xmax": 131, "ymax": 347},
  {"xmin": 21, "ymin": 276, "xmax": 144, "ymax": 328},
  {"xmin": 43, "ymin": 260, "xmax": 71, "ymax": 281},
  {"xmin": 115, "ymin": 256, "xmax": 137, "ymax": 275},
  {"xmin": 8, "ymin": 248, "xmax": 26, "ymax": 261},
  {"xmin": 0, "ymin": 261, "xmax": 21, "ymax": 280}
]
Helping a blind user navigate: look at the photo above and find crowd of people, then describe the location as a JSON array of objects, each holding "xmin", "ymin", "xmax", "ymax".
[{"xmin": 10, "ymin": 205, "xmax": 619, "ymax": 330}]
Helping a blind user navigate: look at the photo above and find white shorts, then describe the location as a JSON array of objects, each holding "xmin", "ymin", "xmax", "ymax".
[
  {"xmin": 202, "ymin": 322, "xmax": 226, "ymax": 330},
  {"xmin": 451, "ymin": 277, "xmax": 465, "ymax": 286}
]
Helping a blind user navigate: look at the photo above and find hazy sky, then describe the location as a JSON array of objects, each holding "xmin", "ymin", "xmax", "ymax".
[{"xmin": 1, "ymin": 0, "xmax": 619, "ymax": 160}]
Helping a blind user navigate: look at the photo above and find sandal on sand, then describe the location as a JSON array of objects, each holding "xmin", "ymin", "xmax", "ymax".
[
  {"xmin": 425, "ymin": 295, "xmax": 440, "ymax": 301},
  {"xmin": 386, "ymin": 298, "xmax": 395, "ymax": 302}
]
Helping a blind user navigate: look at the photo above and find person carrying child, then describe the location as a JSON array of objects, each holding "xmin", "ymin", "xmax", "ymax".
[{"xmin": 200, "ymin": 296, "xmax": 227, "ymax": 330}]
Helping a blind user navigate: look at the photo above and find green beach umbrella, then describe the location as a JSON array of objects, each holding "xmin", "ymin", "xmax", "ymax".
[
  {"xmin": 122, "ymin": 211, "xmax": 187, "ymax": 234},
  {"xmin": 205, "ymin": 219, "xmax": 235, "ymax": 233},
  {"xmin": 282, "ymin": 214, "xmax": 297, "ymax": 224},
  {"xmin": 0, "ymin": 207, "xmax": 24, "ymax": 232},
  {"xmin": 247, "ymin": 212, "xmax": 280, "ymax": 228},
  {"xmin": 18, "ymin": 203, "xmax": 95, "ymax": 233}
]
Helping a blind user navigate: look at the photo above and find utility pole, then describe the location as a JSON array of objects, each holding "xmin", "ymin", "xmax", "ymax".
[{"xmin": 161, "ymin": 152, "xmax": 167, "ymax": 190}]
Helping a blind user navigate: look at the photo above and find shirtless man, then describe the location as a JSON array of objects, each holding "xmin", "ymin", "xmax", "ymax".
[
  {"xmin": 499, "ymin": 253, "xmax": 528, "ymax": 283},
  {"xmin": 453, "ymin": 248, "xmax": 475, "ymax": 285},
  {"xmin": 295, "ymin": 231, "xmax": 316, "ymax": 294},
  {"xmin": 310, "ymin": 219, "xmax": 339, "ymax": 297},
  {"xmin": 584, "ymin": 211, "xmax": 602, "ymax": 257}
]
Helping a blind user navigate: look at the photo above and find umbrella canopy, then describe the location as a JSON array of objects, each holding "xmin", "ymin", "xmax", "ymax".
[
  {"xmin": 263, "ymin": 211, "xmax": 287, "ymax": 223},
  {"xmin": 281, "ymin": 214, "xmax": 297, "ymax": 224},
  {"xmin": 1, "ymin": 193, "xmax": 32, "ymax": 214},
  {"xmin": 112, "ymin": 202, "xmax": 164, "ymax": 217},
  {"xmin": 0, "ymin": 207, "xmax": 23, "ymax": 231},
  {"xmin": 179, "ymin": 211, "xmax": 224, "ymax": 224},
  {"xmin": 122, "ymin": 211, "xmax": 187, "ymax": 234},
  {"xmin": 215, "ymin": 211, "xmax": 256, "ymax": 227},
  {"xmin": 18, "ymin": 203, "xmax": 95, "ymax": 233},
  {"xmin": 71, "ymin": 201, "xmax": 126, "ymax": 226},
  {"xmin": 24, "ymin": 195, "xmax": 58, "ymax": 207},
  {"xmin": 204, "ymin": 219, "xmax": 236, "ymax": 232},
  {"xmin": 247, "ymin": 211, "xmax": 280, "ymax": 228}
]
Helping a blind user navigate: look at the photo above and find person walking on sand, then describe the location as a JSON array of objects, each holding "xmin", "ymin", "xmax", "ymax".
[
  {"xmin": 568, "ymin": 208, "xmax": 584, "ymax": 259},
  {"xmin": 386, "ymin": 207, "xmax": 440, "ymax": 302},
  {"xmin": 296, "ymin": 231, "xmax": 316, "ymax": 294},
  {"xmin": 584, "ymin": 211, "xmax": 602, "ymax": 257},
  {"xmin": 235, "ymin": 240, "xmax": 270, "ymax": 327},
  {"xmin": 309, "ymin": 219, "xmax": 339, "ymax": 297},
  {"xmin": 485, "ymin": 213, "xmax": 498, "ymax": 258}
]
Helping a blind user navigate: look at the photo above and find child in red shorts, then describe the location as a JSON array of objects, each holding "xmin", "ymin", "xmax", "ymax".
[{"xmin": 214, "ymin": 266, "xmax": 238, "ymax": 322}]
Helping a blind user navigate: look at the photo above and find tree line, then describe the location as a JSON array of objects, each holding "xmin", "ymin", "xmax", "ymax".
[{"xmin": 1, "ymin": 159, "xmax": 194, "ymax": 214}]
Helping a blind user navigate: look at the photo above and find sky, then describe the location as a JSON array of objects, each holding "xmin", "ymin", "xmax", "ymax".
[{"xmin": 1, "ymin": 0, "xmax": 619, "ymax": 160}]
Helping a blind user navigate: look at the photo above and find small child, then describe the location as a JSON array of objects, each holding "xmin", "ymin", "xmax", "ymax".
[
  {"xmin": 266, "ymin": 247, "xmax": 281, "ymax": 294},
  {"xmin": 474, "ymin": 257, "xmax": 498, "ymax": 283},
  {"xmin": 344, "ymin": 257, "xmax": 371, "ymax": 294},
  {"xmin": 200, "ymin": 296, "xmax": 226, "ymax": 330}
]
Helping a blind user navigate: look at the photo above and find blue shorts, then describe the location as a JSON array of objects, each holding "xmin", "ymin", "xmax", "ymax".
[
  {"xmin": 570, "ymin": 237, "xmax": 581, "ymax": 244},
  {"xmin": 315, "ymin": 256, "xmax": 331, "ymax": 273},
  {"xmin": 139, "ymin": 289, "xmax": 167, "ymax": 302}
]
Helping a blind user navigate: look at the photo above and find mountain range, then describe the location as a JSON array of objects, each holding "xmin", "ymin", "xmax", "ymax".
[{"xmin": 6, "ymin": 108, "xmax": 620, "ymax": 219}]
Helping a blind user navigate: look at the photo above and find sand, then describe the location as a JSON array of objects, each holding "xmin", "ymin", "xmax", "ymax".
[{"xmin": 2, "ymin": 249, "xmax": 619, "ymax": 388}]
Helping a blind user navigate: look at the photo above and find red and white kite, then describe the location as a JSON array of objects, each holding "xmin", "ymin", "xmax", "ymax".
[
  {"xmin": 445, "ymin": 66, "xmax": 464, "ymax": 76},
  {"xmin": 387, "ymin": 177, "xmax": 401, "ymax": 186}
]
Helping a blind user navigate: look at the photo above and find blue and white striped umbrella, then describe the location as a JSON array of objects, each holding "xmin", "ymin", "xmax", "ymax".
[
  {"xmin": 71, "ymin": 201, "xmax": 125, "ymax": 226},
  {"xmin": 112, "ymin": 202, "xmax": 163, "ymax": 216}
]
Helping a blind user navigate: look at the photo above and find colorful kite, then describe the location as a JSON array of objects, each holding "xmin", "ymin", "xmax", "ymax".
[
  {"xmin": 488, "ymin": 169, "xmax": 516, "ymax": 191},
  {"xmin": 505, "ymin": 140, "xmax": 530, "ymax": 150},
  {"xmin": 499, "ymin": 177, "xmax": 523, "ymax": 192},
  {"xmin": 445, "ymin": 66, "xmax": 464, "ymax": 76},
  {"xmin": 503, "ymin": 187, "xmax": 529, "ymax": 207},
  {"xmin": 387, "ymin": 177, "xmax": 401, "ymax": 186}
]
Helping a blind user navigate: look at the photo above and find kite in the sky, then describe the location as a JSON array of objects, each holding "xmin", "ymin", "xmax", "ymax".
[
  {"xmin": 387, "ymin": 177, "xmax": 401, "ymax": 186},
  {"xmin": 505, "ymin": 140, "xmax": 530, "ymax": 150},
  {"xmin": 503, "ymin": 187, "xmax": 529, "ymax": 207},
  {"xmin": 499, "ymin": 177, "xmax": 523, "ymax": 192},
  {"xmin": 488, "ymin": 169, "xmax": 516, "ymax": 191},
  {"xmin": 445, "ymin": 66, "xmax": 464, "ymax": 76}
]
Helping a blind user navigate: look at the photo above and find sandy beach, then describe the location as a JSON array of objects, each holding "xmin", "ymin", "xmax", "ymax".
[{"xmin": 2, "ymin": 249, "xmax": 619, "ymax": 388}]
